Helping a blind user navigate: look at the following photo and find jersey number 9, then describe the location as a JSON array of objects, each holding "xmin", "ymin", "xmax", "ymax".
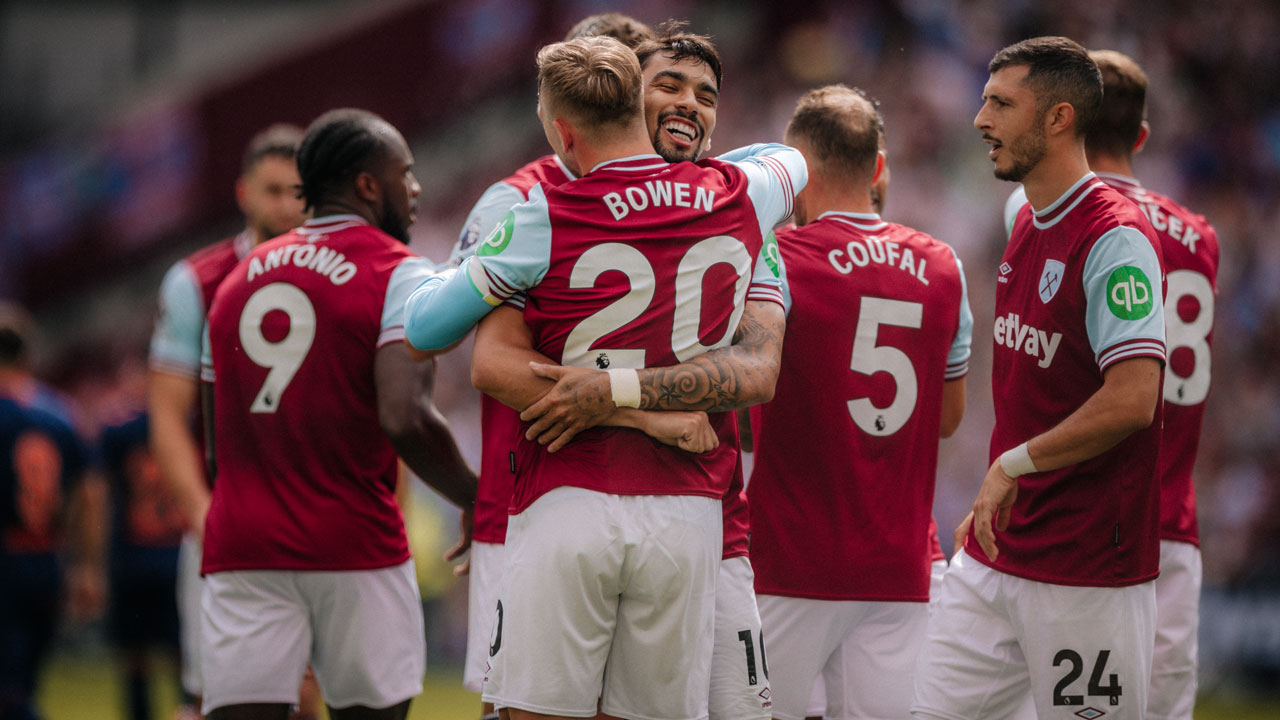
[{"xmin": 238, "ymin": 282, "xmax": 317, "ymax": 413}]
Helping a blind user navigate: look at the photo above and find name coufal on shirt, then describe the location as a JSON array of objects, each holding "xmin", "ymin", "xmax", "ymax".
[
  {"xmin": 246, "ymin": 243, "xmax": 358, "ymax": 286},
  {"xmin": 603, "ymin": 179, "xmax": 715, "ymax": 220},
  {"xmin": 827, "ymin": 235, "xmax": 930, "ymax": 285}
]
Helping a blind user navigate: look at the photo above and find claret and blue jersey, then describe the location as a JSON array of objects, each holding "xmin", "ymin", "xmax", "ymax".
[
  {"xmin": 404, "ymin": 144, "xmax": 807, "ymax": 512},
  {"xmin": 984, "ymin": 173, "xmax": 1167, "ymax": 587}
]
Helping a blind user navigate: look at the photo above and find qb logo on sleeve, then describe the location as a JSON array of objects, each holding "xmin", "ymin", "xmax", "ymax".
[
  {"xmin": 1106, "ymin": 266, "xmax": 1153, "ymax": 320},
  {"xmin": 477, "ymin": 211, "xmax": 515, "ymax": 258}
]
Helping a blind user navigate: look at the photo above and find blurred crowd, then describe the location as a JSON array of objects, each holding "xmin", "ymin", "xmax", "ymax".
[{"xmin": 2, "ymin": 0, "xmax": 1278, "ymax": 712}]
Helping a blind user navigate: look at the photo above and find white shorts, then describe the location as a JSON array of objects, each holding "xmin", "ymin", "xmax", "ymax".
[
  {"xmin": 761, "ymin": 594, "xmax": 928, "ymax": 720},
  {"xmin": 176, "ymin": 532, "xmax": 203, "ymax": 696},
  {"xmin": 463, "ymin": 540, "xmax": 506, "ymax": 694},
  {"xmin": 1149, "ymin": 540, "xmax": 1201, "ymax": 720},
  {"xmin": 911, "ymin": 549, "xmax": 1155, "ymax": 720},
  {"xmin": 709, "ymin": 556, "xmax": 771, "ymax": 720},
  {"xmin": 804, "ymin": 558, "xmax": 946, "ymax": 717},
  {"xmin": 482, "ymin": 487, "xmax": 721, "ymax": 720},
  {"xmin": 200, "ymin": 560, "xmax": 424, "ymax": 714}
]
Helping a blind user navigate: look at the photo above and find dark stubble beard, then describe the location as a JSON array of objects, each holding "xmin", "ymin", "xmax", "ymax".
[
  {"xmin": 378, "ymin": 198, "xmax": 411, "ymax": 244},
  {"xmin": 995, "ymin": 123, "xmax": 1047, "ymax": 182},
  {"xmin": 652, "ymin": 110, "xmax": 703, "ymax": 163}
]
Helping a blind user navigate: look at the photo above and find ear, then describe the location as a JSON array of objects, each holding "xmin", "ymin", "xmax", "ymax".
[
  {"xmin": 552, "ymin": 117, "xmax": 575, "ymax": 152},
  {"xmin": 1133, "ymin": 121, "xmax": 1150, "ymax": 154},
  {"xmin": 1044, "ymin": 101, "xmax": 1076, "ymax": 137},
  {"xmin": 872, "ymin": 150, "xmax": 886, "ymax": 184},
  {"xmin": 354, "ymin": 171, "xmax": 380, "ymax": 206}
]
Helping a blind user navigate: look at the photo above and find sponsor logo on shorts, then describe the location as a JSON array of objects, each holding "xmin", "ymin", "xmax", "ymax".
[
  {"xmin": 1106, "ymin": 266, "xmax": 1154, "ymax": 320},
  {"xmin": 477, "ymin": 211, "xmax": 515, "ymax": 258},
  {"xmin": 1075, "ymin": 709, "xmax": 1105, "ymax": 719}
]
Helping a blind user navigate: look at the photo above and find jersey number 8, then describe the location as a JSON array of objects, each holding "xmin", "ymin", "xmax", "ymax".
[{"xmin": 1163, "ymin": 269, "xmax": 1213, "ymax": 407}]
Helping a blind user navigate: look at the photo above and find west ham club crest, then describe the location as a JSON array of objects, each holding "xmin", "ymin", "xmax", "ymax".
[{"xmin": 1039, "ymin": 259, "xmax": 1066, "ymax": 303}]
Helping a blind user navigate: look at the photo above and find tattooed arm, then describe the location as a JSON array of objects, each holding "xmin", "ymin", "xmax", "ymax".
[
  {"xmin": 637, "ymin": 300, "xmax": 784, "ymax": 411},
  {"xmin": 521, "ymin": 300, "xmax": 785, "ymax": 445}
]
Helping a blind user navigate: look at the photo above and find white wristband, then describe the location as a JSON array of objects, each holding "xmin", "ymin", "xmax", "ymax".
[
  {"xmin": 999, "ymin": 442, "xmax": 1037, "ymax": 478},
  {"xmin": 607, "ymin": 369, "xmax": 641, "ymax": 409}
]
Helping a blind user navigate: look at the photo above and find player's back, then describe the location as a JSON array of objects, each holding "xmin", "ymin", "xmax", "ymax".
[
  {"xmin": 203, "ymin": 216, "xmax": 418, "ymax": 573},
  {"xmin": 485, "ymin": 154, "xmax": 788, "ymax": 513},
  {"xmin": 1099, "ymin": 173, "xmax": 1218, "ymax": 545},
  {"xmin": 750, "ymin": 213, "xmax": 968, "ymax": 601}
]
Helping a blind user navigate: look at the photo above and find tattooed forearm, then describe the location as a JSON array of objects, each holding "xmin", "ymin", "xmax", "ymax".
[{"xmin": 637, "ymin": 301, "xmax": 785, "ymax": 412}]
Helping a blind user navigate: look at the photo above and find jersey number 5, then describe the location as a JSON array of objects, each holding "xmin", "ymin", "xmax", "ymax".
[
  {"xmin": 238, "ymin": 282, "xmax": 317, "ymax": 413},
  {"xmin": 848, "ymin": 296, "xmax": 923, "ymax": 437}
]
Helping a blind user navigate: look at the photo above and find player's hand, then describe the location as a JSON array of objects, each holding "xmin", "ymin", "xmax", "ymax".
[
  {"xmin": 522, "ymin": 363, "xmax": 616, "ymax": 452},
  {"xmin": 971, "ymin": 459, "xmax": 1018, "ymax": 561},
  {"xmin": 644, "ymin": 411, "xmax": 720, "ymax": 454},
  {"xmin": 443, "ymin": 506, "xmax": 474, "ymax": 577},
  {"xmin": 954, "ymin": 511, "xmax": 974, "ymax": 555}
]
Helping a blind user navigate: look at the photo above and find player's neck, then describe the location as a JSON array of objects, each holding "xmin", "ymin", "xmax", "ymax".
[
  {"xmin": 310, "ymin": 200, "xmax": 374, "ymax": 226},
  {"xmin": 796, "ymin": 177, "xmax": 874, "ymax": 225},
  {"xmin": 1021, "ymin": 145, "xmax": 1093, "ymax": 212},
  {"xmin": 1086, "ymin": 153, "xmax": 1137, "ymax": 181},
  {"xmin": 576, "ymin": 133, "xmax": 661, "ymax": 176}
]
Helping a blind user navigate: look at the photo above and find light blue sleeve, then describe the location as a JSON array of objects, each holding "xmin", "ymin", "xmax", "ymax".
[
  {"xmin": 450, "ymin": 181, "xmax": 525, "ymax": 267},
  {"xmin": 404, "ymin": 186, "xmax": 553, "ymax": 350},
  {"xmin": 1082, "ymin": 226, "xmax": 1166, "ymax": 370},
  {"xmin": 946, "ymin": 248, "xmax": 974, "ymax": 379},
  {"xmin": 380, "ymin": 256, "xmax": 438, "ymax": 346},
  {"xmin": 747, "ymin": 230, "xmax": 788, "ymax": 312},
  {"xmin": 1004, "ymin": 185, "xmax": 1028, "ymax": 238},
  {"xmin": 148, "ymin": 261, "xmax": 206, "ymax": 378},
  {"xmin": 723, "ymin": 144, "xmax": 809, "ymax": 235}
]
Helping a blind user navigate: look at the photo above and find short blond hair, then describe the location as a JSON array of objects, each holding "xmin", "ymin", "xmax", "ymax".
[{"xmin": 537, "ymin": 36, "xmax": 643, "ymax": 130}]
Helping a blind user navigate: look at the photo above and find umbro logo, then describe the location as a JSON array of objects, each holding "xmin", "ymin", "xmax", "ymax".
[{"xmin": 998, "ymin": 261, "xmax": 1013, "ymax": 284}]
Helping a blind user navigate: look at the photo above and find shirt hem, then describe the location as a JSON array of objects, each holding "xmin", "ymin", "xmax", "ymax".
[
  {"xmin": 965, "ymin": 547, "xmax": 1160, "ymax": 588},
  {"xmin": 754, "ymin": 586, "xmax": 929, "ymax": 602},
  {"xmin": 1159, "ymin": 533, "xmax": 1200, "ymax": 548},
  {"xmin": 511, "ymin": 483, "xmax": 724, "ymax": 515},
  {"xmin": 472, "ymin": 529, "xmax": 508, "ymax": 544},
  {"xmin": 201, "ymin": 553, "xmax": 410, "ymax": 575}
]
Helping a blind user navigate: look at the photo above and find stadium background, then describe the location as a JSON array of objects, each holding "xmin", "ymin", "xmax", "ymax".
[{"xmin": 2, "ymin": 0, "xmax": 1277, "ymax": 717}]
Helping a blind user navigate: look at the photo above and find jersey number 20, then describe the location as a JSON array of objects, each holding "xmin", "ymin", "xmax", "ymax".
[
  {"xmin": 238, "ymin": 282, "xmax": 317, "ymax": 414},
  {"xmin": 561, "ymin": 237, "xmax": 752, "ymax": 368}
]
